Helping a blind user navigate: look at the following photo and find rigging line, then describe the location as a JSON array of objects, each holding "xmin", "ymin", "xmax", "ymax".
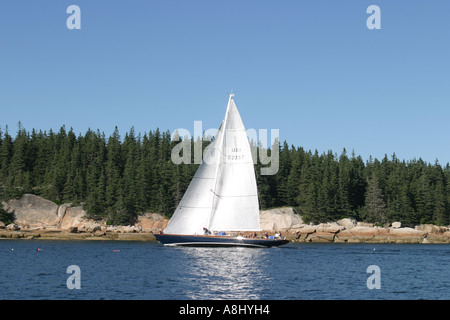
[{"xmin": 209, "ymin": 189, "xmax": 222, "ymax": 199}]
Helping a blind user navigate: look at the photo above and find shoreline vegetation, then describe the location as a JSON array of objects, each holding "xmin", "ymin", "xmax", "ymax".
[{"xmin": 0, "ymin": 125, "xmax": 449, "ymax": 240}]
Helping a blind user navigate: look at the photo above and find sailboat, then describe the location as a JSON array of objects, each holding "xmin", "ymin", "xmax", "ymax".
[{"xmin": 154, "ymin": 94, "xmax": 289, "ymax": 248}]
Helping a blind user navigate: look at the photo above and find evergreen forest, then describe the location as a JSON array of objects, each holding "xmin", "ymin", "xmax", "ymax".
[{"xmin": 0, "ymin": 124, "xmax": 449, "ymax": 227}]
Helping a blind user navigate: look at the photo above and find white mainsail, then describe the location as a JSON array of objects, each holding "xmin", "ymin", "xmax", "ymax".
[{"xmin": 164, "ymin": 94, "xmax": 260, "ymax": 235}]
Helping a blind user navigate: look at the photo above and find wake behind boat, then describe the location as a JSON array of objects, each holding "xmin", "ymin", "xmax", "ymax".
[{"xmin": 154, "ymin": 94, "xmax": 289, "ymax": 248}]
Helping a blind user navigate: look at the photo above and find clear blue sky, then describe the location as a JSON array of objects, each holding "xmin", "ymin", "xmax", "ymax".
[{"xmin": 1, "ymin": 0, "xmax": 449, "ymax": 164}]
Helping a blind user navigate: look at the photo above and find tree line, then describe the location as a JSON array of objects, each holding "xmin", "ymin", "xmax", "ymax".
[
  {"xmin": 0, "ymin": 124, "xmax": 449, "ymax": 226},
  {"xmin": 258, "ymin": 142, "xmax": 450, "ymax": 226}
]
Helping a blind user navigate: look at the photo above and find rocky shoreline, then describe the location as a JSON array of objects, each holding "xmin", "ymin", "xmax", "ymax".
[
  {"xmin": 1, "ymin": 194, "xmax": 449, "ymax": 244},
  {"xmin": 289, "ymin": 223, "xmax": 450, "ymax": 244},
  {"xmin": 0, "ymin": 229, "xmax": 158, "ymax": 241},
  {"xmin": 260, "ymin": 208, "xmax": 450, "ymax": 244}
]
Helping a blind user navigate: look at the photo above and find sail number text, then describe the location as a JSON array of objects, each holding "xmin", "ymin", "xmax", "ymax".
[{"xmin": 227, "ymin": 147, "xmax": 244, "ymax": 161}]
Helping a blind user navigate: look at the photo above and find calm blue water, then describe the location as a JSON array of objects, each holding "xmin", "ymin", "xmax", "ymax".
[{"xmin": 0, "ymin": 240, "xmax": 449, "ymax": 300}]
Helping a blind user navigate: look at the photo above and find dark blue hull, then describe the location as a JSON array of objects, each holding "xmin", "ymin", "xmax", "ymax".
[{"xmin": 154, "ymin": 234, "xmax": 289, "ymax": 248}]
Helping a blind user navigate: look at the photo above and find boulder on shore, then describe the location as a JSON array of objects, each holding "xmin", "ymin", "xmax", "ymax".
[
  {"xmin": 391, "ymin": 221, "xmax": 402, "ymax": 229},
  {"xmin": 336, "ymin": 218, "xmax": 356, "ymax": 229},
  {"xmin": 7, "ymin": 223, "xmax": 20, "ymax": 231},
  {"xmin": 135, "ymin": 213, "xmax": 169, "ymax": 233},
  {"xmin": 3, "ymin": 194, "xmax": 60, "ymax": 228},
  {"xmin": 260, "ymin": 207, "xmax": 303, "ymax": 232},
  {"xmin": 59, "ymin": 206, "xmax": 87, "ymax": 230}
]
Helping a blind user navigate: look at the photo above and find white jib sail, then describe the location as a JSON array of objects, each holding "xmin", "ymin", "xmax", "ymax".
[{"xmin": 163, "ymin": 94, "xmax": 260, "ymax": 235}]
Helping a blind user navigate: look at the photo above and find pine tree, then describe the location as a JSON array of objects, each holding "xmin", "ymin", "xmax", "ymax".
[
  {"xmin": 8, "ymin": 122, "xmax": 30, "ymax": 197},
  {"xmin": 0, "ymin": 127, "xmax": 13, "ymax": 197},
  {"xmin": 286, "ymin": 146, "xmax": 304, "ymax": 206},
  {"xmin": 121, "ymin": 128, "xmax": 139, "ymax": 221},
  {"xmin": 349, "ymin": 153, "xmax": 366, "ymax": 215},
  {"xmin": 297, "ymin": 150, "xmax": 322, "ymax": 223},
  {"xmin": 29, "ymin": 129, "xmax": 50, "ymax": 190},
  {"xmin": 82, "ymin": 129, "xmax": 107, "ymax": 218},
  {"xmin": 105, "ymin": 126, "xmax": 122, "ymax": 217},
  {"xmin": 411, "ymin": 163, "xmax": 433, "ymax": 225},
  {"xmin": 135, "ymin": 133, "xmax": 152, "ymax": 213},
  {"xmin": 255, "ymin": 154, "xmax": 271, "ymax": 209},
  {"xmin": 276, "ymin": 141, "xmax": 291, "ymax": 206},
  {"xmin": 384, "ymin": 164, "xmax": 402, "ymax": 223},
  {"xmin": 363, "ymin": 172, "xmax": 387, "ymax": 224},
  {"xmin": 444, "ymin": 164, "xmax": 450, "ymax": 225},
  {"xmin": 337, "ymin": 149, "xmax": 351, "ymax": 216},
  {"xmin": 320, "ymin": 151, "xmax": 339, "ymax": 220},
  {"xmin": 393, "ymin": 164, "xmax": 416, "ymax": 227},
  {"xmin": 433, "ymin": 177, "xmax": 447, "ymax": 225},
  {"xmin": 256, "ymin": 143, "xmax": 277, "ymax": 209}
]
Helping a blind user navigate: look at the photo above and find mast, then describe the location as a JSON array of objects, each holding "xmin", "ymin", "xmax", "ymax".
[{"xmin": 207, "ymin": 93, "xmax": 234, "ymax": 230}]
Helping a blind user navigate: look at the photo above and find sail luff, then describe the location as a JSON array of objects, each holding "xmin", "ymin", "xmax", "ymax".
[{"xmin": 207, "ymin": 93, "xmax": 234, "ymax": 230}]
